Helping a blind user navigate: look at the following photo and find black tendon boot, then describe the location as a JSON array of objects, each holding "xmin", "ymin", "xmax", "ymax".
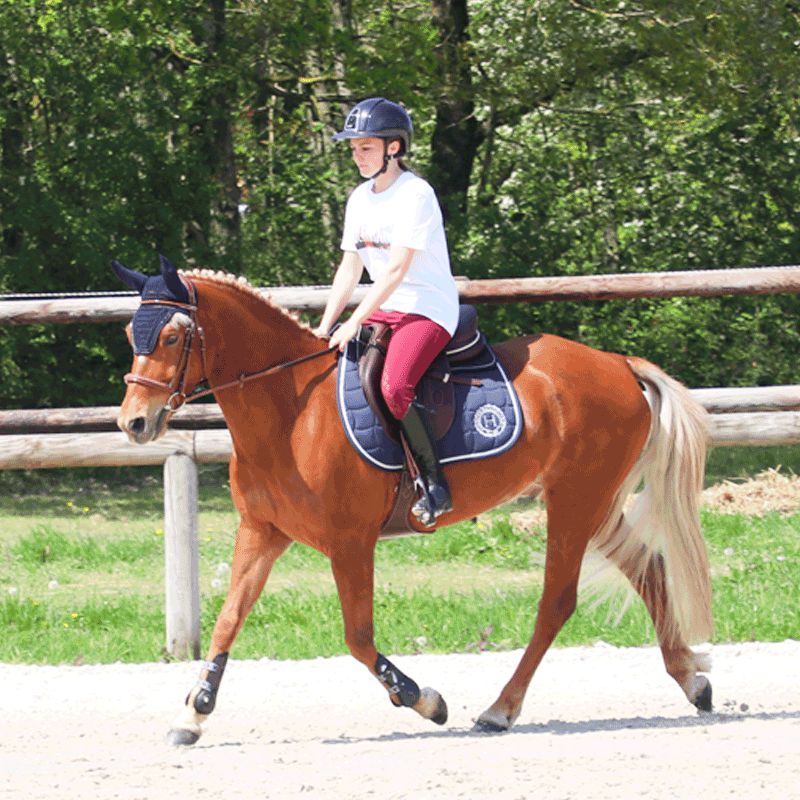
[{"xmin": 398, "ymin": 401, "xmax": 453, "ymax": 525}]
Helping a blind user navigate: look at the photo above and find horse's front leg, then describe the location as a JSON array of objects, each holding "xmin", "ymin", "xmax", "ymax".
[
  {"xmin": 168, "ymin": 522, "xmax": 291, "ymax": 746},
  {"xmin": 330, "ymin": 543, "xmax": 448, "ymax": 726}
]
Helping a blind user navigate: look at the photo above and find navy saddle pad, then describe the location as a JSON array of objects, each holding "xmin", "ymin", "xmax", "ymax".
[{"xmin": 336, "ymin": 337, "xmax": 523, "ymax": 471}]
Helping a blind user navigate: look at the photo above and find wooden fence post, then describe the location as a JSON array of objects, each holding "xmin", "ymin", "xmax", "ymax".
[{"xmin": 163, "ymin": 453, "xmax": 201, "ymax": 660}]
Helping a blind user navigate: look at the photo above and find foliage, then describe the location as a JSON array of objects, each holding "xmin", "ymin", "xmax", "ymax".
[{"xmin": 1, "ymin": 1, "xmax": 799, "ymax": 407}]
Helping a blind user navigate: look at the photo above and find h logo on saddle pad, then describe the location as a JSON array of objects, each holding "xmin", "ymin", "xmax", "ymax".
[{"xmin": 336, "ymin": 306, "xmax": 523, "ymax": 473}]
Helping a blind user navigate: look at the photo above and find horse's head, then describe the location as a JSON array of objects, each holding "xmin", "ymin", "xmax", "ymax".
[{"xmin": 113, "ymin": 255, "xmax": 205, "ymax": 443}]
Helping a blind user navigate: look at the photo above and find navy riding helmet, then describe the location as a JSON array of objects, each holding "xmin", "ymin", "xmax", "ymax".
[{"xmin": 332, "ymin": 97, "xmax": 413, "ymax": 177}]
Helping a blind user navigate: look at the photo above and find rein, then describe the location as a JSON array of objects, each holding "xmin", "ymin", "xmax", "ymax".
[
  {"xmin": 182, "ymin": 345, "xmax": 338, "ymax": 404},
  {"xmin": 124, "ymin": 279, "xmax": 337, "ymax": 411}
]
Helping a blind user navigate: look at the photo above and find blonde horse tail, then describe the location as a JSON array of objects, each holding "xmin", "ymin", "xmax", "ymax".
[{"xmin": 590, "ymin": 357, "xmax": 713, "ymax": 646}]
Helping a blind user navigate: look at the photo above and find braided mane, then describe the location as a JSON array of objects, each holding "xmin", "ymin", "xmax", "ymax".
[{"xmin": 181, "ymin": 268, "xmax": 317, "ymax": 336}]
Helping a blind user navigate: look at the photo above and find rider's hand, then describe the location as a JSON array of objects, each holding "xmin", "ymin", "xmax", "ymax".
[{"xmin": 328, "ymin": 318, "xmax": 360, "ymax": 352}]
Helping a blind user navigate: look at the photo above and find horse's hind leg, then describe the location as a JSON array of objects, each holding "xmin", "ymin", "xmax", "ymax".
[
  {"xmin": 330, "ymin": 541, "xmax": 448, "ymax": 725},
  {"xmin": 168, "ymin": 522, "xmax": 291, "ymax": 746},
  {"xmin": 475, "ymin": 480, "xmax": 612, "ymax": 732},
  {"xmin": 603, "ymin": 518, "xmax": 712, "ymax": 711}
]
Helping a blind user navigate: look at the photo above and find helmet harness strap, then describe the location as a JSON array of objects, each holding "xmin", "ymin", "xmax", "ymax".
[{"xmin": 368, "ymin": 139, "xmax": 402, "ymax": 180}]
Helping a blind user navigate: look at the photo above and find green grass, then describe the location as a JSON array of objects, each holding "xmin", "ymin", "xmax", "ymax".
[
  {"xmin": 0, "ymin": 448, "xmax": 798, "ymax": 664},
  {"xmin": 703, "ymin": 511, "xmax": 800, "ymax": 641}
]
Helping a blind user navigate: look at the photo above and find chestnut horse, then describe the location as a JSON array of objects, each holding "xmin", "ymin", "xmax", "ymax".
[{"xmin": 113, "ymin": 256, "xmax": 713, "ymax": 746}]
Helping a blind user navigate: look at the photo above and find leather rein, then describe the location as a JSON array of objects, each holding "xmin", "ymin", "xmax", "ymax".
[{"xmin": 124, "ymin": 279, "xmax": 337, "ymax": 412}]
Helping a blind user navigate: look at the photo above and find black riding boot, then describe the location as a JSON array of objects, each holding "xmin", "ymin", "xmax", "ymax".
[{"xmin": 398, "ymin": 401, "xmax": 453, "ymax": 525}]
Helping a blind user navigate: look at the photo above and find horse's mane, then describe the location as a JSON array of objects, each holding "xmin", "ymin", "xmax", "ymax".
[{"xmin": 181, "ymin": 268, "xmax": 318, "ymax": 337}]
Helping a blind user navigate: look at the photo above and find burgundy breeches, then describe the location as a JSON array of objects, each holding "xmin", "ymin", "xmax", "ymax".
[{"xmin": 364, "ymin": 309, "xmax": 451, "ymax": 419}]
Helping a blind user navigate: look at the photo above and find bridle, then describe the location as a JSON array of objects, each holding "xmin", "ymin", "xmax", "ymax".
[
  {"xmin": 124, "ymin": 278, "xmax": 337, "ymax": 413},
  {"xmin": 123, "ymin": 276, "xmax": 205, "ymax": 412}
]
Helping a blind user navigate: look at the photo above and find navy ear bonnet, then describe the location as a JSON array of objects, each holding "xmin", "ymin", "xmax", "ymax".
[
  {"xmin": 131, "ymin": 276, "xmax": 190, "ymax": 355},
  {"xmin": 111, "ymin": 256, "xmax": 192, "ymax": 355}
]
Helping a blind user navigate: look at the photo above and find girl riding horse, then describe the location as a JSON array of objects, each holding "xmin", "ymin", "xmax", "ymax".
[{"xmin": 316, "ymin": 97, "xmax": 458, "ymax": 526}]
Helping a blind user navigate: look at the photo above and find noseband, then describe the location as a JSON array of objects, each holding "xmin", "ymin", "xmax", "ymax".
[{"xmin": 124, "ymin": 278, "xmax": 337, "ymax": 412}]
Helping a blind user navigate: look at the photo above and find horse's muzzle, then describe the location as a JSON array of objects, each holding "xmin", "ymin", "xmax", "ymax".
[{"xmin": 117, "ymin": 404, "xmax": 169, "ymax": 444}]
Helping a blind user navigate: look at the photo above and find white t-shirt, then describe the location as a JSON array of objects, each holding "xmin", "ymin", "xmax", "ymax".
[{"xmin": 340, "ymin": 171, "xmax": 459, "ymax": 336}]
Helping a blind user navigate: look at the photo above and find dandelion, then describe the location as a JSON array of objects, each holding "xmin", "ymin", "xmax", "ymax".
[
  {"xmin": 66, "ymin": 501, "xmax": 74, "ymax": 508},
  {"xmin": 63, "ymin": 622, "xmax": 70, "ymax": 628},
  {"xmin": 723, "ymin": 547, "xmax": 734, "ymax": 556},
  {"xmin": 211, "ymin": 578, "xmax": 222, "ymax": 590},
  {"xmin": 48, "ymin": 579, "xmax": 59, "ymax": 590},
  {"xmin": 82, "ymin": 506, "xmax": 90, "ymax": 514},
  {"xmin": 215, "ymin": 562, "xmax": 230, "ymax": 576},
  {"xmin": 71, "ymin": 612, "xmax": 79, "ymax": 619},
  {"xmin": 154, "ymin": 528, "xmax": 164, "ymax": 537},
  {"xmin": 7, "ymin": 587, "xmax": 18, "ymax": 596}
]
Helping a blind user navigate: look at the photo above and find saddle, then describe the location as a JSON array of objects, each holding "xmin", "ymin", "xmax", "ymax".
[
  {"xmin": 357, "ymin": 305, "xmax": 495, "ymax": 443},
  {"xmin": 336, "ymin": 305, "xmax": 523, "ymax": 536}
]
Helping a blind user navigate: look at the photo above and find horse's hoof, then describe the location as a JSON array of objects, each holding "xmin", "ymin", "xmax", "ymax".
[
  {"xmin": 472, "ymin": 708, "xmax": 511, "ymax": 733},
  {"xmin": 414, "ymin": 687, "xmax": 448, "ymax": 725},
  {"xmin": 692, "ymin": 676, "xmax": 713, "ymax": 713},
  {"xmin": 472, "ymin": 718, "xmax": 508, "ymax": 733},
  {"xmin": 167, "ymin": 727, "xmax": 201, "ymax": 746}
]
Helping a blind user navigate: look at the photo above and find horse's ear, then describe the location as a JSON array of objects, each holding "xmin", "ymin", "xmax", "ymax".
[
  {"xmin": 111, "ymin": 260, "xmax": 147, "ymax": 293},
  {"xmin": 159, "ymin": 254, "xmax": 185, "ymax": 298}
]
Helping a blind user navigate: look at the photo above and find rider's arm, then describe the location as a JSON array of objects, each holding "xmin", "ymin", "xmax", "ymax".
[
  {"xmin": 327, "ymin": 245, "xmax": 415, "ymax": 351},
  {"xmin": 315, "ymin": 251, "xmax": 363, "ymax": 336}
]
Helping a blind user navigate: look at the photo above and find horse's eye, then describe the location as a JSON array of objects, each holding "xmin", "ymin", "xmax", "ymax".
[{"xmin": 164, "ymin": 333, "xmax": 180, "ymax": 346}]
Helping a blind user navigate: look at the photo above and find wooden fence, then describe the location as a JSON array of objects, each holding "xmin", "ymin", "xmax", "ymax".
[
  {"xmin": 1, "ymin": 389, "xmax": 800, "ymax": 469},
  {"xmin": 2, "ymin": 265, "xmax": 799, "ymax": 658}
]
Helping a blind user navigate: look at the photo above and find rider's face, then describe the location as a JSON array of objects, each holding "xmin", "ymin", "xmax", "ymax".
[{"xmin": 350, "ymin": 137, "xmax": 399, "ymax": 178}]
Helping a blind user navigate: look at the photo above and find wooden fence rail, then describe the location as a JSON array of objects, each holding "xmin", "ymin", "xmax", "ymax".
[
  {"xmin": 2, "ymin": 409, "xmax": 799, "ymax": 472},
  {"xmin": 1, "ymin": 385, "xmax": 799, "ymax": 435},
  {"xmin": 2, "ymin": 264, "xmax": 799, "ymax": 325}
]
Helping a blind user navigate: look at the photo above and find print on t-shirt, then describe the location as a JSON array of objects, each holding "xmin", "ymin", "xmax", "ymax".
[
  {"xmin": 356, "ymin": 234, "xmax": 391, "ymax": 250},
  {"xmin": 355, "ymin": 224, "xmax": 391, "ymax": 251}
]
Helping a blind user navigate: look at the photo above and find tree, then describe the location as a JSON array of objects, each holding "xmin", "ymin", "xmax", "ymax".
[{"xmin": 0, "ymin": 0, "xmax": 798, "ymax": 407}]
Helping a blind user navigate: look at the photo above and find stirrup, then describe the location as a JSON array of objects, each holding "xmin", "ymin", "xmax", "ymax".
[{"xmin": 411, "ymin": 479, "xmax": 452, "ymax": 526}]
